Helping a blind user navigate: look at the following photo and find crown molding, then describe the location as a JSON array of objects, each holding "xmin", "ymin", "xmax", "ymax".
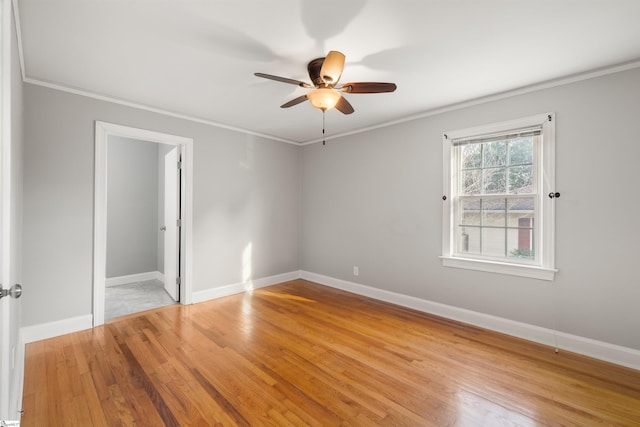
[
  {"xmin": 301, "ymin": 59, "xmax": 640, "ymax": 145},
  {"xmin": 22, "ymin": 59, "xmax": 640, "ymax": 147},
  {"xmin": 14, "ymin": 0, "xmax": 640, "ymax": 151},
  {"xmin": 11, "ymin": 0, "xmax": 25, "ymax": 81},
  {"xmin": 24, "ymin": 77, "xmax": 301, "ymax": 145}
]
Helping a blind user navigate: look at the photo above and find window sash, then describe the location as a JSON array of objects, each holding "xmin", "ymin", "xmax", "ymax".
[
  {"xmin": 454, "ymin": 133, "xmax": 539, "ymax": 197},
  {"xmin": 452, "ymin": 131, "xmax": 540, "ymax": 264},
  {"xmin": 453, "ymin": 195, "xmax": 538, "ymax": 264}
]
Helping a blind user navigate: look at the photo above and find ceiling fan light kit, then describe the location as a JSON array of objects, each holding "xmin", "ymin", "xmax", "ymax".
[
  {"xmin": 255, "ymin": 50, "xmax": 397, "ymax": 114},
  {"xmin": 307, "ymin": 88, "xmax": 341, "ymax": 111}
]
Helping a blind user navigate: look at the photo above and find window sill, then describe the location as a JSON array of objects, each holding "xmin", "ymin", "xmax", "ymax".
[{"xmin": 440, "ymin": 256, "xmax": 557, "ymax": 281}]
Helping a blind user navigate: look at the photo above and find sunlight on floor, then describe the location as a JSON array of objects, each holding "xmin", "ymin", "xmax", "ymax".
[
  {"xmin": 455, "ymin": 389, "xmax": 537, "ymax": 426},
  {"xmin": 255, "ymin": 290, "xmax": 316, "ymax": 303},
  {"xmin": 242, "ymin": 242, "xmax": 253, "ymax": 291}
]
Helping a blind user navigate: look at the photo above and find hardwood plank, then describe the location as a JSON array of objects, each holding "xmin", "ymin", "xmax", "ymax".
[{"xmin": 21, "ymin": 280, "xmax": 640, "ymax": 426}]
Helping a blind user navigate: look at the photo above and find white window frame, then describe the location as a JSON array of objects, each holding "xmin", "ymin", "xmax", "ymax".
[{"xmin": 441, "ymin": 113, "xmax": 557, "ymax": 281}]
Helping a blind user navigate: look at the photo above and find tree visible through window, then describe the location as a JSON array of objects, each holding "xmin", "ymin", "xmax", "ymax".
[
  {"xmin": 456, "ymin": 133, "xmax": 536, "ymax": 259},
  {"xmin": 442, "ymin": 113, "xmax": 557, "ymax": 280}
]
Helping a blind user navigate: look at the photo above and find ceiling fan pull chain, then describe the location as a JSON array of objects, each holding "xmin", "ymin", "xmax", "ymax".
[{"xmin": 322, "ymin": 110, "xmax": 326, "ymax": 145}]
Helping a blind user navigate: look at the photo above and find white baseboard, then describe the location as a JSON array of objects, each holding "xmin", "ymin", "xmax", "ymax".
[
  {"xmin": 192, "ymin": 270, "xmax": 301, "ymax": 304},
  {"xmin": 18, "ymin": 271, "xmax": 301, "ymax": 343},
  {"xmin": 21, "ymin": 314, "xmax": 93, "ymax": 344},
  {"xmin": 105, "ymin": 271, "xmax": 163, "ymax": 287},
  {"xmin": 300, "ymin": 270, "xmax": 640, "ymax": 371},
  {"xmin": 20, "ymin": 271, "xmax": 640, "ymax": 371}
]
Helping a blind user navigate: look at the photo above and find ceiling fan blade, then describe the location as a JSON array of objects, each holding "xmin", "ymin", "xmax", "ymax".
[
  {"xmin": 280, "ymin": 95, "xmax": 309, "ymax": 108},
  {"xmin": 341, "ymin": 82, "xmax": 397, "ymax": 93},
  {"xmin": 320, "ymin": 51, "xmax": 345, "ymax": 86},
  {"xmin": 255, "ymin": 72, "xmax": 311, "ymax": 88},
  {"xmin": 335, "ymin": 95, "xmax": 354, "ymax": 115}
]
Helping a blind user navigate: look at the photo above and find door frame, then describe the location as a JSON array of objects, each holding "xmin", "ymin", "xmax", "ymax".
[{"xmin": 93, "ymin": 121, "xmax": 194, "ymax": 326}]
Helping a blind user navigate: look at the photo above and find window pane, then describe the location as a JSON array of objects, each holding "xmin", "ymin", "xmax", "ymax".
[
  {"xmin": 482, "ymin": 228, "xmax": 505, "ymax": 257},
  {"xmin": 507, "ymin": 228, "xmax": 534, "ymax": 259},
  {"xmin": 460, "ymin": 169, "xmax": 481, "ymax": 195},
  {"xmin": 508, "ymin": 137, "xmax": 533, "ymax": 165},
  {"xmin": 457, "ymin": 226, "xmax": 480, "ymax": 254},
  {"xmin": 507, "ymin": 198, "xmax": 534, "ymax": 226},
  {"xmin": 508, "ymin": 165, "xmax": 533, "ymax": 194},
  {"xmin": 482, "ymin": 198, "xmax": 505, "ymax": 226},
  {"xmin": 460, "ymin": 199, "xmax": 480, "ymax": 225},
  {"xmin": 483, "ymin": 167, "xmax": 506, "ymax": 193},
  {"xmin": 483, "ymin": 141, "xmax": 507, "ymax": 167},
  {"xmin": 461, "ymin": 144, "xmax": 482, "ymax": 169}
]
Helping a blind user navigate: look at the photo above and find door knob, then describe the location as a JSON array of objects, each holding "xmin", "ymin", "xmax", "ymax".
[{"xmin": 0, "ymin": 283, "xmax": 22, "ymax": 299}]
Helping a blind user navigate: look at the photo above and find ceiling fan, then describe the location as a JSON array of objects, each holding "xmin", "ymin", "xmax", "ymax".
[{"xmin": 255, "ymin": 51, "xmax": 397, "ymax": 114}]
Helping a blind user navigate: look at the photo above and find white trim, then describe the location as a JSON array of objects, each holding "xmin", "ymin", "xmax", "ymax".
[
  {"xmin": 444, "ymin": 113, "xmax": 551, "ymax": 141},
  {"xmin": 24, "ymin": 78, "xmax": 299, "ymax": 145},
  {"xmin": 15, "ymin": 54, "xmax": 638, "ymax": 147},
  {"xmin": 105, "ymin": 271, "xmax": 163, "ymax": 288},
  {"xmin": 93, "ymin": 125, "xmax": 107, "ymax": 325},
  {"xmin": 93, "ymin": 121, "xmax": 194, "ymax": 326},
  {"xmin": 17, "ymin": 271, "xmax": 640, "ymax": 371},
  {"xmin": 301, "ymin": 60, "xmax": 640, "ymax": 146},
  {"xmin": 179, "ymin": 142, "xmax": 193, "ymax": 305},
  {"xmin": 21, "ymin": 315, "xmax": 93, "ymax": 344},
  {"xmin": 21, "ymin": 272, "xmax": 301, "ymax": 342},
  {"xmin": 440, "ymin": 256, "xmax": 557, "ymax": 281},
  {"xmin": 192, "ymin": 271, "xmax": 301, "ymax": 304},
  {"xmin": 10, "ymin": 0, "xmax": 23, "ymax": 82},
  {"xmin": 299, "ymin": 271, "xmax": 640, "ymax": 371}
]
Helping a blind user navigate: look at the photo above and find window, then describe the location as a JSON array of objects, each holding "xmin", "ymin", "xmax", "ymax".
[{"xmin": 442, "ymin": 113, "xmax": 557, "ymax": 280}]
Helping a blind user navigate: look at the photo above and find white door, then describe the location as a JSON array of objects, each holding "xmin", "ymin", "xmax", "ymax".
[
  {"xmin": 0, "ymin": 122, "xmax": 8, "ymax": 420},
  {"xmin": 163, "ymin": 147, "xmax": 179, "ymax": 300},
  {"xmin": 1, "ymin": 0, "xmax": 21, "ymax": 420},
  {"xmin": 0, "ymin": 172, "xmax": 20, "ymax": 421}
]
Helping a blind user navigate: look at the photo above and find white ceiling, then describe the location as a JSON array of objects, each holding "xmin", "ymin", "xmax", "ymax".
[{"xmin": 17, "ymin": 0, "xmax": 640, "ymax": 144}]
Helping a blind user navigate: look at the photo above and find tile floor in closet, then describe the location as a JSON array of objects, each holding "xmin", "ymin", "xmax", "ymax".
[{"xmin": 105, "ymin": 279, "xmax": 175, "ymax": 321}]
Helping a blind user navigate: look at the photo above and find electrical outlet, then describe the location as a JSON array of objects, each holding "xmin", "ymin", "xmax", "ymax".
[{"xmin": 353, "ymin": 266, "xmax": 359, "ymax": 276}]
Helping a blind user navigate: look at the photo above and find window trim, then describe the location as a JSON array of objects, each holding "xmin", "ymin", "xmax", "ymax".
[{"xmin": 441, "ymin": 113, "xmax": 557, "ymax": 281}]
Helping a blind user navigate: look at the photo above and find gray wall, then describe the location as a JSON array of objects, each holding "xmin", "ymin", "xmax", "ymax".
[
  {"xmin": 106, "ymin": 136, "xmax": 159, "ymax": 278},
  {"xmin": 22, "ymin": 84, "xmax": 301, "ymax": 327},
  {"xmin": 301, "ymin": 67, "xmax": 640, "ymax": 351},
  {"xmin": 21, "ymin": 62, "xmax": 640, "ymax": 353}
]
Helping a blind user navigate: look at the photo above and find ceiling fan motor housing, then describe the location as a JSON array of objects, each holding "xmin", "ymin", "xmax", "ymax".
[{"xmin": 307, "ymin": 58, "xmax": 327, "ymax": 87}]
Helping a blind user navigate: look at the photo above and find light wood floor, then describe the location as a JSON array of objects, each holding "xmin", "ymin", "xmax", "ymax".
[{"xmin": 22, "ymin": 280, "xmax": 640, "ymax": 426}]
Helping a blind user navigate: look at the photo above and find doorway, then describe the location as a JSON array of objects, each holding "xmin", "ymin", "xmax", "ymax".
[
  {"xmin": 104, "ymin": 138, "xmax": 179, "ymax": 321},
  {"xmin": 94, "ymin": 122, "xmax": 193, "ymax": 326}
]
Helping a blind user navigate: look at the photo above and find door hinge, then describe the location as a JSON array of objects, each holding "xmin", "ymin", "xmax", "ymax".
[
  {"xmin": 176, "ymin": 276, "xmax": 181, "ymax": 285},
  {"xmin": 177, "ymin": 160, "xmax": 182, "ymax": 169},
  {"xmin": 177, "ymin": 218, "xmax": 182, "ymax": 227}
]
